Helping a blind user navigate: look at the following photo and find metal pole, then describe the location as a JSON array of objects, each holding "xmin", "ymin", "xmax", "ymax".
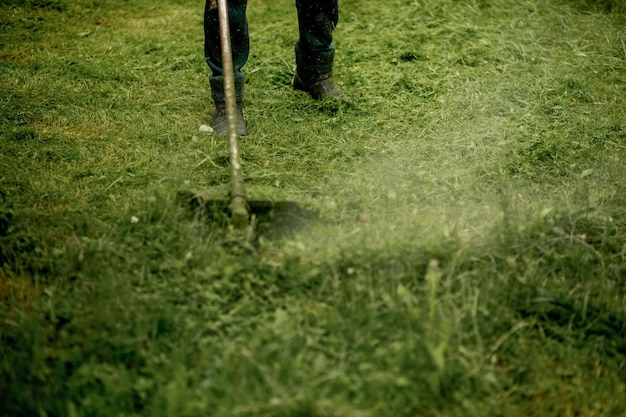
[{"xmin": 217, "ymin": 0, "xmax": 249, "ymax": 229}]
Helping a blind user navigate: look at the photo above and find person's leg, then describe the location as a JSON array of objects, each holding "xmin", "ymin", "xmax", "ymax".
[
  {"xmin": 204, "ymin": 0, "xmax": 249, "ymax": 135},
  {"xmin": 204, "ymin": 0, "xmax": 249, "ymax": 76},
  {"xmin": 294, "ymin": 0, "xmax": 337, "ymax": 73},
  {"xmin": 294, "ymin": 0, "xmax": 345, "ymax": 100}
]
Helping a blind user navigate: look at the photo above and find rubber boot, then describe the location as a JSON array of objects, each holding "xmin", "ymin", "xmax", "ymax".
[
  {"xmin": 210, "ymin": 72, "xmax": 248, "ymax": 136},
  {"xmin": 293, "ymin": 69, "xmax": 346, "ymax": 101}
]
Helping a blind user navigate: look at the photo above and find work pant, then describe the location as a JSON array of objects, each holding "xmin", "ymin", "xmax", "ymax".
[{"xmin": 204, "ymin": 0, "xmax": 339, "ymax": 77}]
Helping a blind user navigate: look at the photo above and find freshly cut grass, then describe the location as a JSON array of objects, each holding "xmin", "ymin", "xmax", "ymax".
[{"xmin": 1, "ymin": 0, "xmax": 625, "ymax": 416}]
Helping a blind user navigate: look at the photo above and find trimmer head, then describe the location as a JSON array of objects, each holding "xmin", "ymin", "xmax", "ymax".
[{"xmin": 178, "ymin": 189, "xmax": 316, "ymax": 241}]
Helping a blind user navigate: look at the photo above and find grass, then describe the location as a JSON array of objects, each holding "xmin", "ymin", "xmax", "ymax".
[{"xmin": 1, "ymin": 0, "xmax": 626, "ymax": 416}]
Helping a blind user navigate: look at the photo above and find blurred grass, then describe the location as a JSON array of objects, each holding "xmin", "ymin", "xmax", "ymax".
[{"xmin": 1, "ymin": 0, "xmax": 626, "ymax": 416}]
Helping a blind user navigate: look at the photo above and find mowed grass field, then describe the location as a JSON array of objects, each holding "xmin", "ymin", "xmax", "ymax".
[{"xmin": 1, "ymin": 0, "xmax": 626, "ymax": 416}]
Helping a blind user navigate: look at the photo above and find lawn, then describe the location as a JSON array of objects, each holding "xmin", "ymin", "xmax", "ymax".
[{"xmin": 1, "ymin": 0, "xmax": 625, "ymax": 416}]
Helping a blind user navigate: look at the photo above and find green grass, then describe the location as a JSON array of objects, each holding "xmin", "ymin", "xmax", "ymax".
[{"xmin": 1, "ymin": 0, "xmax": 626, "ymax": 416}]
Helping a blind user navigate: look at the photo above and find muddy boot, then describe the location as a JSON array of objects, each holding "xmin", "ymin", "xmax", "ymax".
[
  {"xmin": 293, "ymin": 69, "xmax": 346, "ymax": 101},
  {"xmin": 211, "ymin": 102, "xmax": 247, "ymax": 136},
  {"xmin": 210, "ymin": 72, "xmax": 248, "ymax": 136}
]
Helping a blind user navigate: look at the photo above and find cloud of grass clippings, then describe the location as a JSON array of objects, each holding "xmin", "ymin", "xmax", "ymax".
[
  {"xmin": 281, "ymin": 81, "xmax": 624, "ymax": 257},
  {"xmin": 298, "ymin": 120, "xmax": 507, "ymax": 253}
]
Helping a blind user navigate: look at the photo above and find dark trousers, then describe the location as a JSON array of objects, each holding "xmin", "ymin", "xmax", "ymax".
[{"xmin": 204, "ymin": 0, "xmax": 338, "ymax": 77}]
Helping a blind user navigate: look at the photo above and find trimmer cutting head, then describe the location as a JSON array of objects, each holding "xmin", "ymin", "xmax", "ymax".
[{"xmin": 178, "ymin": 188, "xmax": 315, "ymax": 242}]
